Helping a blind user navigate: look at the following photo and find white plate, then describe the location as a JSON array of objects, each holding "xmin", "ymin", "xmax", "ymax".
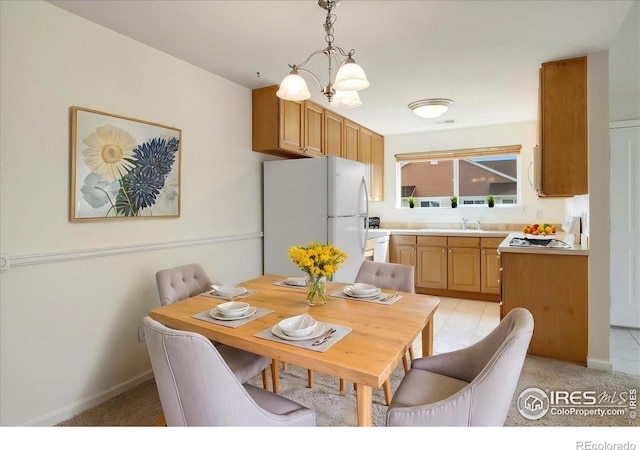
[
  {"xmin": 525, "ymin": 233, "xmax": 556, "ymax": 240},
  {"xmin": 211, "ymin": 285, "xmax": 248, "ymax": 298},
  {"xmin": 344, "ymin": 286, "xmax": 382, "ymax": 298},
  {"xmin": 271, "ymin": 322, "xmax": 326, "ymax": 341},
  {"xmin": 285, "ymin": 277, "xmax": 306, "ymax": 287},
  {"xmin": 209, "ymin": 306, "xmax": 257, "ymax": 321}
]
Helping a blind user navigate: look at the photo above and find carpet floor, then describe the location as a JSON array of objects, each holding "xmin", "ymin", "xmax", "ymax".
[{"xmin": 57, "ymin": 355, "xmax": 639, "ymax": 427}]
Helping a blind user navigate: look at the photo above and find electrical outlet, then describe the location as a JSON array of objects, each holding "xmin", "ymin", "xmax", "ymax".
[{"xmin": 138, "ymin": 325, "xmax": 146, "ymax": 343}]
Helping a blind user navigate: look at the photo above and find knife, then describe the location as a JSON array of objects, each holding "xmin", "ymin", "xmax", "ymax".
[{"xmin": 312, "ymin": 328, "xmax": 336, "ymax": 346}]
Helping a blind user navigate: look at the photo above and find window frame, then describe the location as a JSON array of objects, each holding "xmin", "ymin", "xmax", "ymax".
[{"xmin": 395, "ymin": 144, "xmax": 522, "ymax": 209}]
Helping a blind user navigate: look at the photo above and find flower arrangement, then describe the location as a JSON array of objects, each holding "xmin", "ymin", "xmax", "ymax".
[
  {"xmin": 288, "ymin": 241, "xmax": 346, "ymax": 306},
  {"xmin": 288, "ymin": 241, "xmax": 346, "ymax": 277}
]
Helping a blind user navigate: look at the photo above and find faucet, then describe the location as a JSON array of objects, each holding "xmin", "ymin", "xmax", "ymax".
[
  {"xmin": 476, "ymin": 220, "xmax": 481, "ymax": 230},
  {"xmin": 462, "ymin": 218, "xmax": 469, "ymax": 229}
]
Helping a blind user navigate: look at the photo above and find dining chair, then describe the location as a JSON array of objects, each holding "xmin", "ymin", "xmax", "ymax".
[
  {"xmin": 155, "ymin": 264, "xmax": 275, "ymax": 392},
  {"xmin": 386, "ymin": 307, "xmax": 534, "ymax": 426},
  {"xmin": 346, "ymin": 260, "xmax": 416, "ymax": 404},
  {"xmin": 143, "ymin": 316, "xmax": 316, "ymax": 426}
]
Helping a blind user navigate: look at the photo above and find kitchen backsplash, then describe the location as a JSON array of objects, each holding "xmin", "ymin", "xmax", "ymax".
[{"xmin": 379, "ymin": 222, "xmax": 536, "ymax": 232}]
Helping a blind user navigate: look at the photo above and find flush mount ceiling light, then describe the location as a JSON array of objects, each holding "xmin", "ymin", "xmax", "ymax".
[
  {"xmin": 408, "ymin": 99, "xmax": 454, "ymax": 119},
  {"xmin": 276, "ymin": 0, "xmax": 369, "ymax": 109}
]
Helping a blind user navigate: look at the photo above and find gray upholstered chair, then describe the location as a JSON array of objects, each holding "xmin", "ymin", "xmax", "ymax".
[
  {"xmin": 386, "ymin": 307, "xmax": 534, "ymax": 426},
  {"xmin": 155, "ymin": 264, "xmax": 273, "ymax": 392},
  {"xmin": 143, "ymin": 316, "xmax": 316, "ymax": 426}
]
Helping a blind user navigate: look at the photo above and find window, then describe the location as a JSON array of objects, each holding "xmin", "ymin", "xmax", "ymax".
[{"xmin": 396, "ymin": 145, "xmax": 521, "ymax": 208}]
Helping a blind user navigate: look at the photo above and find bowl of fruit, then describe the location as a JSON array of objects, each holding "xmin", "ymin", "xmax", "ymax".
[{"xmin": 523, "ymin": 223, "xmax": 556, "ymax": 240}]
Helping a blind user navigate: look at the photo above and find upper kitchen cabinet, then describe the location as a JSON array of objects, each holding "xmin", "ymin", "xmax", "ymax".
[
  {"xmin": 371, "ymin": 132, "xmax": 384, "ymax": 201},
  {"xmin": 303, "ymin": 101, "xmax": 324, "ymax": 157},
  {"xmin": 324, "ymin": 110, "xmax": 344, "ymax": 158},
  {"xmin": 536, "ymin": 56, "xmax": 588, "ymax": 197},
  {"xmin": 253, "ymin": 85, "xmax": 307, "ymax": 158},
  {"xmin": 343, "ymin": 119, "xmax": 360, "ymax": 161}
]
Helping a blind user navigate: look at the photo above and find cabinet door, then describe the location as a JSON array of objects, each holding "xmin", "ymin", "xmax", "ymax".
[
  {"xmin": 417, "ymin": 246, "xmax": 447, "ymax": 289},
  {"xmin": 370, "ymin": 133, "xmax": 384, "ymax": 201},
  {"xmin": 279, "ymin": 98, "xmax": 304, "ymax": 152},
  {"xmin": 502, "ymin": 252, "xmax": 587, "ymax": 363},
  {"xmin": 395, "ymin": 244, "xmax": 416, "ymax": 268},
  {"xmin": 539, "ymin": 56, "xmax": 587, "ymax": 196},
  {"xmin": 303, "ymin": 101, "xmax": 323, "ymax": 157},
  {"xmin": 344, "ymin": 119, "xmax": 360, "ymax": 161},
  {"xmin": 481, "ymin": 248, "xmax": 501, "ymax": 294},
  {"xmin": 448, "ymin": 247, "xmax": 481, "ymax": 292},
  {"xmin": 359, "ymin": 127, "xmax": 373, "ymax": 199},
  {"xmin": 324, "ymin": 110, "xmax": 343, "ymax": 157}
]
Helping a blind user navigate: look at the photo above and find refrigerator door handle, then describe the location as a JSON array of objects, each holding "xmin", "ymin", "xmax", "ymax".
[{"xmin": 361, "ymin": 176, "xmax": 369, "ymax": 251}]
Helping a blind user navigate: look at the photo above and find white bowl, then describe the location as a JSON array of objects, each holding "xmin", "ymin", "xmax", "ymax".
[
  {"xmin": 215, "ymin": 301, "xmax": 250, "ymax": 317},
  {"xmin": 349, "ymin": 283, "xmax": 378, "ymax": 295},
  {"xmin": 278, "ymin": 314, "xmax": 317, "ymax": 337}
]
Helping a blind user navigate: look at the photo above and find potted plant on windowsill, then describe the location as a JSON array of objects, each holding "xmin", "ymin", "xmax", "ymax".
[
  {"xmin": 408, "ymin": 196, "xmax": 415, "ymax": 208},
  {"xmin": 486, "ymin": 194, "xmax": 495, "ymax": 208},
  {"xmin": 451, "ymin": 196, "xmax": 458, "ymax": 208}
]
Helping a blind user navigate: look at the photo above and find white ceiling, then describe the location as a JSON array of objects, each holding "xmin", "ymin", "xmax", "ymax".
[{"xmin": 47, "ymin": 0, "xmax": 635, "ymax": 136}]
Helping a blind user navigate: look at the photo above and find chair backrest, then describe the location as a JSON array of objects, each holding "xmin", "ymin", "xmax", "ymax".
[
  {"xmin": 355, "ymin": 260, "xmax": 415, "ymax": 293},
  {"xmin": 387, "ymin": 307, "xmax": 533, "ymax": 426},
  {"xmin": 143, "ymin": 316, "xmax": 314, "ymax": 426},
  {"xmin": 464, "ymin": 307, "xmax": 534, "ymax": 425},
  {"xmin": 155, "ymin": 263, "xmax": 211, "ymax": 306}
]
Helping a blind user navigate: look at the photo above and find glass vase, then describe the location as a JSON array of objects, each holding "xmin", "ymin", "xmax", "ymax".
[{"xmin": 305, "ymin": 274, "xmax": 327, "ymax": 306}]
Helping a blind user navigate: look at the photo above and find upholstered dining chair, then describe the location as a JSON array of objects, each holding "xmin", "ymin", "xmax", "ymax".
[
  {"xmin": 143, "ymin": 316, "xmax": 316, "ymax": 426},
  {"xmin": 386, "ymin": 307, "xmax": 534, "ymax": 426},
  {"xmin": 155, "ymin": 264, "xmax": 274, "ymax": 392},
  {"xmin": 344, "ymin": 260, "xmax": 416, "ymax": 405}
]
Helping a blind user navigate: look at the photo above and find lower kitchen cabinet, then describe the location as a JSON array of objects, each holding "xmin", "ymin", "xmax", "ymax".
[
  {"xmin": 480, "ymin": 237, "xmax": 503, "ymax": 295},
  {"xmin": 416, "ymin": 236, "xmax": 447, "ymax": 289},
  {"xmin": 501, "ymin": 251, "xmax": 588, "ymax": 363},
  {"xmin": 447, "ymin": 237, "xmax": 480, "ymax": 292},
  {"xmin": 390, "ymin": 235, "xmax": 416, "ymax": 268}
]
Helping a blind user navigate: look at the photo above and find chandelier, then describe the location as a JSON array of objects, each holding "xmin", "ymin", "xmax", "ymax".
[{"xmin": 276, "ymin": 0, "xmax": 369, "ymax": 109}]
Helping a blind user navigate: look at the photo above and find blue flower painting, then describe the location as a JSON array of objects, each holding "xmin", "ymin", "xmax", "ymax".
[{"xmin": 71, "ymin": 107, "xmax": 181, "ymax": 220}]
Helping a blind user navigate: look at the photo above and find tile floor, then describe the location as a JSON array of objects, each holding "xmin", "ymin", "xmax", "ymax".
[{"xmin": 411, "ymin": 297, "xmax": 640, "ymax": 377}]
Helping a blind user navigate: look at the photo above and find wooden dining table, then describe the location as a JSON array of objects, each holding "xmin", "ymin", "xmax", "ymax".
[{"xmin": 148, "ymin": 274, "xmax": 440, "ymax": 426}]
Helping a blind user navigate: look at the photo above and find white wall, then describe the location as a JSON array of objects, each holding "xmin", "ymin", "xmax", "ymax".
[
  {"xmin": 369, "ymin": 121, "xmax": 567, "ymax": 227},
  {"xmin": 0, "ymin": 1, "xmax": 274, "ymax": 426}
]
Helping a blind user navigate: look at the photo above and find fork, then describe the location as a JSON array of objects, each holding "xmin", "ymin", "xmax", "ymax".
[
  {"xmin": 381, "ymin": 292, "xmax": 398, "ymax": 302},
  {"xmin": 312, "ymin": 328, "xmax": 336, "ymax": 346}
]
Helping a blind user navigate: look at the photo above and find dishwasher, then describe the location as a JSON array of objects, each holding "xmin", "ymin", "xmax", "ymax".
[{"xmin": 372, "ymin": 235, "xmax": 390, "ymax": 263}]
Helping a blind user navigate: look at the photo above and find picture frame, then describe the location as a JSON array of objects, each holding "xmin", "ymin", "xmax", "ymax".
[{"xmin": 70, "ymin": 107, "xmax": 181, "ymax": 221}]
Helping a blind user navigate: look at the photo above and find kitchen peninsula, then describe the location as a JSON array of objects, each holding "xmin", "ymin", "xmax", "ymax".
[{"xmin": 499, "ymin": 232, "xmax": 589, "ymax": 364}]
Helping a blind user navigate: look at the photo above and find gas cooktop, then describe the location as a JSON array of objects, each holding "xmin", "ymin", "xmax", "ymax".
[{"xmin": 509, "ymin": 237, "xmax": 572, "ymax": 249}]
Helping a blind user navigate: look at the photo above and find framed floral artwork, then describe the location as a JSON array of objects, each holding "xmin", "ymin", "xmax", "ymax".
[{"xmin": 70, "ymin": 107, "xmax": 181, "ymax": 221}]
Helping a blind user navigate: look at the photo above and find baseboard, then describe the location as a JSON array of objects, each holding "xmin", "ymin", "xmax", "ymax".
[
  {"xmin": 587, "ymin": 357, "xmax": 613, "ymax": 372},
  {"xmin": 26, "ymin": 370, "xmax": 154, "ymax": 426}
]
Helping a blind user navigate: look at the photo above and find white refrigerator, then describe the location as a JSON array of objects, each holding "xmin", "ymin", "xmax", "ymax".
[{"xmin": 263, "ymin": 156, "xmax": 369, "ymax": 283}]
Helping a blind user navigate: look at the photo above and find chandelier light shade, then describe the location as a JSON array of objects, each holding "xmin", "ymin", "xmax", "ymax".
[
  {"xmin": 409, "ymin": 99, "xmax": 454, "ymax": 119},
  {"xmin": 276, "ymin": 0, "xmax": 369, "ymax": 108},
  {"xmin": 276, "ymin": 70, "xmax": 312, "ymax": 102},
  {"xmin": 330, "ymin": 90, "xmax": 362, "ymax": 108}
]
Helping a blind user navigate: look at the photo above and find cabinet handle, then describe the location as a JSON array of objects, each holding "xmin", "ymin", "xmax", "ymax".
[
  {"xmin": 442, "ymin": 248, "xmax": 445, "ymax": 252},
  {"xmin": 482, "ymin": 250, "xmax": 486, "ymax": 254}
]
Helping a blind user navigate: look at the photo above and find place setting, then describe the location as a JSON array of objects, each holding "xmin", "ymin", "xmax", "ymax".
[
  {"xmin": 272, "ymin": 276, "xmax": 307, "ymax": 290},
  {"xmin": 330, "ymin": 282, "xmax": 402, "ymax": 305},
  {"xmin": 202, "ymin": 284, "xmax": 257, "ymax": 300},
  {"xmin": 255, "ymin": 313, "xmax": 351, "ymax": 352},
  {"xmin": 192, "ymin": 300, "xmax": 273, "ymax": 328}
]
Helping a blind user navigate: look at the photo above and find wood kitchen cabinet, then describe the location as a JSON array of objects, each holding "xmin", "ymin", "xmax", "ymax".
[
  {"xmin": 252, "ymin": 85, "xmax": 304, "ymax": 158},
  {"xmin": 501, "ymin": 251, "xmax": 588, "ymax": 363},
  {"xmin": 370, "ymin": 133, "xmax": 384, "ymax": 201},
  {"xmin": 324, "ymin": 110, "xmax": 344, "ymax": 157},
  {"xmin": 343, "ymin": 119, "xmax": 360, "ymax": 161},
  {"xmin": 390, "ymin": 235, "xmax": 416, "ymax": 268},
  {"xmin": 537, "ymin": 56, "xmax": 588, "ymax": 197},
  {"xmin": 359, "ymin": 126, "xmax": 372, "ymax": 197},
  {"xmin": 416, "ymin": 236, "xmax": 447, "ymax": 289},
  {"xmin": 303, "ymin": 101, "xmax": 323, "ymax": 157},
  {"xmin": 480, "ymin": 237, "xmax": 503, "ymax": 295},
  {"xmin": 447, "ymin": 237, "xmax": 481, "ymax": 292}
]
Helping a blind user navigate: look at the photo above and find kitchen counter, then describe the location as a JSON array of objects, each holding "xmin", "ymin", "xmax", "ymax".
[
  {"xmin": 498, "ymin": 232, "xmax": 589, "ymax": 256},
  {"xmin": 373, "ymin": 228, "xmax": 510, "ymax": 238}
]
